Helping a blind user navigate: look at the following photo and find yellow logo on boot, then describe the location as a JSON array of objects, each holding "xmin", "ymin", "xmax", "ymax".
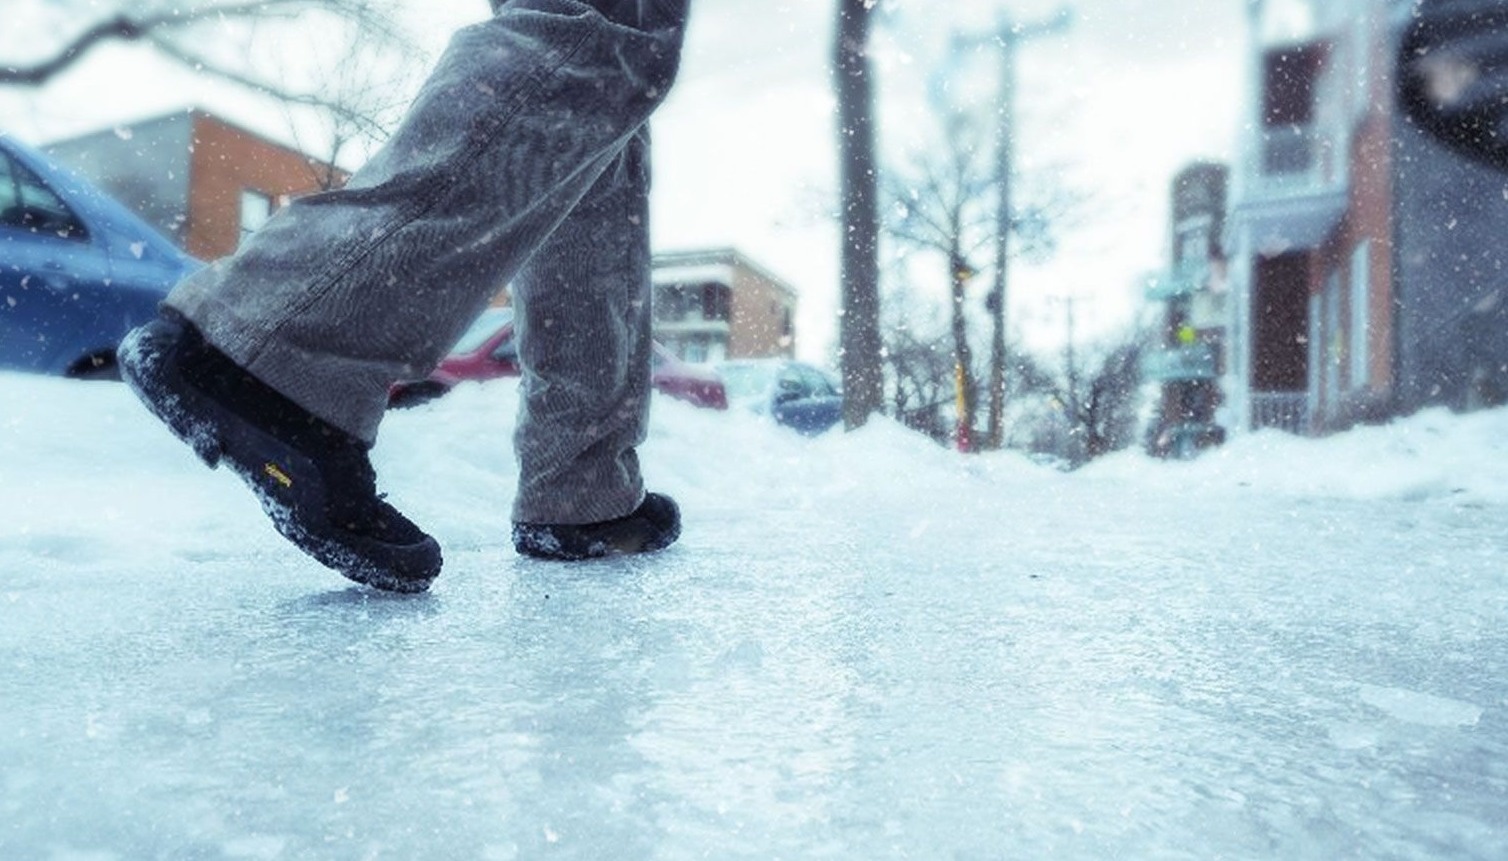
[{"xmin": 263, "ymin": 463, "xmax": 294, "ymax": 488}]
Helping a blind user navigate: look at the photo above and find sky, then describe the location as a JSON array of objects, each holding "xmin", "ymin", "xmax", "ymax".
[
  {"xmin": 3, "ymin": 368, "xmax": 1507, "ymax": 857},
  {"xmin": 0, "ymin": 0, "xmax": 1248, "ymax": 363}
]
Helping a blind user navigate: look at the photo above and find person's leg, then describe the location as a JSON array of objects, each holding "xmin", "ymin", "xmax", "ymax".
[
  {"xmin": 167, "ymin": 0, "xmax": 688, "ymax": 445},
  {"xmin": 510, "ymin": 129, "xmax": 654, "ymax": 526},
  {"xmin": 507, "ymin": 0, "xmax": 688, "ymax": 557},
  {"xmin": 120, "ymin": 0, "xmax": 690, "ymax": 588}
]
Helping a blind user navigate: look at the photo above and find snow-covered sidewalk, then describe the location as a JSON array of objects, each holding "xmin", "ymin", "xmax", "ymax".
[{"xmin": 3, "ymin": 372, "xmax": 1506, "ymax": 859}]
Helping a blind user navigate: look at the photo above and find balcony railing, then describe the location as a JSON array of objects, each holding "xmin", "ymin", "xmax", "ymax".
[
  {"xmin": 1231, "ymin": 123, "xmax": 1349, "ymax": 248},
  {"xmin": 1251, "ymin": 391, "xmax": 1309, "ymax": 434},
  {"xmin": 1143, "ymin": 342, "xmax": 1219, "ymax": 382},
  {"xmin": 652, "ymin": 315, "xmax": 731, "ymax": 336},
  {"xmin": 1248, "ymin": 123, "xmax": 1342, "ymax": 198}
]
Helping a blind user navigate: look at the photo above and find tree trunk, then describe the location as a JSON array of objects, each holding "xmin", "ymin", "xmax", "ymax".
[{"xmin": 833, "ymin": 0, "xmax": 885, "ymax": 430}]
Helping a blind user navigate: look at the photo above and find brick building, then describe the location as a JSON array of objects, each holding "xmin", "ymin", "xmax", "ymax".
[
  {"xmin": 1224, "ymin": 0, "xmax": 1508, "ymax": 435},
  {"xmin": 46, "ymin": 109, "xmax": 345, "ymax": 261},
  {"xmin": 650, "ymin": 247, "xmax": 798, "ymax": 363}
]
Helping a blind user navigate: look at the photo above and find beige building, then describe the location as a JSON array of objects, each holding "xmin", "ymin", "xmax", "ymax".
[{"xmin": 650, "ymin": 248, "xmax": 798, "ymax": 363}]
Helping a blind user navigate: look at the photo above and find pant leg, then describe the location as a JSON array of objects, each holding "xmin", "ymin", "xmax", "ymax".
[
  {"xmin": 503, "ymin": 0, "xmax": 688, "ymax": 31},
  {"xmin": 510, "ymin": 129, "xmax": 653, "ymax": 524},
  {"xmin": 165, "ymin": 0, "xmax": 688, "ymax": 445},
  {"xmin": 503, "ymin": 0, "xmax": 686, "ymax": 523}
]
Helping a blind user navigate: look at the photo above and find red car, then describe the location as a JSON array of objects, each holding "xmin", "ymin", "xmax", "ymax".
[{"xmin": 388, "ymin": 307, "xmax": 728, "ymax": 410}]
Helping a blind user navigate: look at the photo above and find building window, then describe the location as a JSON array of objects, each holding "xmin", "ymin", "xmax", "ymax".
[
  {"xmin": 239, "ymin": 189, "xmax": 273, "ymax": 244},
  {"xmin": 1261, "ymin": 42, "xmax": 1327, "ymax": 175},
  {"xmin": 1174, "ymin": 216, "xmax": 1212, "ymax": 266},
  {"xmin": 1350, "ymin": 240, "xmax": 1370, "ymax": 389},
  {"xmin": 703, "ymin": 283, "xmax": 730, "ymax": 322},
  {"xmin": 656, "ymin": 284, "xmax": 696, "ymax": 321}
]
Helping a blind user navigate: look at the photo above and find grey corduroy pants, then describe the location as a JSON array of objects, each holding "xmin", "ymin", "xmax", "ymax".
[{"xmin": 165, "ymin": 0, "xmax": 689, "ymax": 525}]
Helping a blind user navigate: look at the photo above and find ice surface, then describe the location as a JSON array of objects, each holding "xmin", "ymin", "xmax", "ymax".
[{"xmin": 2, "ymin": 372, "xmax": 1506, "ymax": 859}]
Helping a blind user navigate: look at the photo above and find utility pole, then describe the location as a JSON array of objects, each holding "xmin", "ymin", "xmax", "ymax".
[{"xmin": 974, "ymin": 6, "xmax": 1072, "ymax": 450}]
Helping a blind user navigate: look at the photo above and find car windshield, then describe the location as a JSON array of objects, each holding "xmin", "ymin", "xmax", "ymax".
[
  {"xmin": 717, "ymin": 362, "xmax": 777, "ymax": 399},
  {"xmin": 449, "ymin": 307, "xmax": 513, "ymax": 355}
]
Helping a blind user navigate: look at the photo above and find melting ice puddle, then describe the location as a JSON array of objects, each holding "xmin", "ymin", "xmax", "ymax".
[{"xmin": 1358, "ymin": 684, "xmax": 1483, "ymax": 727}]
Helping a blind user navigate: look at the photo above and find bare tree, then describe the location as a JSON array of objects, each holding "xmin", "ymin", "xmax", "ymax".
[
  {"xmin": 885, "ymin": 112, "xmax": 997, "ymax": 448},
  {"xmin": 1, "ymin": 0, "xmax": 414, "ymax": 129},
  {"xmin": 878, "ymin": 279, "xmax": 956, "ymax": 444},
  {"xmin": 276, "ymin": 21, "xmax": 424, "ymax": 189},
  {"xmin": 833, "ymin": 0, "xmax": 886, "ymax": 431},
  {"xmin": 1030, "ymin": 327, "xmax": 1143, "ymax": 467},
  {"xmin": 881, "ymin": 277, "xmax": 1055, "ymax": 449}
]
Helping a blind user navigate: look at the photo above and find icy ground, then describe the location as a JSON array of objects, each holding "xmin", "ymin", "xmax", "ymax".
[{"xmin": 3, "ymin": 371, "xmax": 1507, "ymax": 860}]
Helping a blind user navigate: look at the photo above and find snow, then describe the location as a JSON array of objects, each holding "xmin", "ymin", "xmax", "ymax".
[{"xmin": 3, "ymin": 370, "xmax": 1507, "ymax": 859}]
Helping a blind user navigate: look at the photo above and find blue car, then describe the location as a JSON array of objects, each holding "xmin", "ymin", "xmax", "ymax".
[
  {"xmin": 0, "ymin": 133, "xmax": 198, "ymax": 379},
  {"xmin": 716, "ymin": 358, "xmax": 844, "ymax": 436}
]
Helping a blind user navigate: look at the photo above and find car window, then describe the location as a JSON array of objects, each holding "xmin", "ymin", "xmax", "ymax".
[
  {"xmin": 449, "ymin": 307, "xmax": 514, "ymax": 355},
  {"xmin": 800, "ymin": 366, "xmax": 837, "ymax": 397},
  {"xmin": 489, "ymin": 336, "xmax": 518, "ymax": 362},
  {"xmin": 719, "ymin": 363, "xmax": 777, "ymax": 399},
  {"xmin": 0, "ymin": 153, "xmax": 88, "ymax": 241},
  {"xmin": 777, "ymin": 366, "xmax": 808, "ymax": 398}
]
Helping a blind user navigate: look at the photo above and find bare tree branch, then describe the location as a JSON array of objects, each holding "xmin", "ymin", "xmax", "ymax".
[
  {"xmin": 1, "ymin": 0, "xmax": 408, "ymax": 88},
  {"xmin": 145, "ymin": 35, "xmax": 389, "ymax": 139},
  {"xmin": 0, "ymin": 15, "xmax": 145, "ymax": 85}
]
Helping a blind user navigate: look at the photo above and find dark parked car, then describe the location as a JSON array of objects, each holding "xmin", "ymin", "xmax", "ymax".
[
  {"xmin": 388, "ymin": 306, "xmax": 729, "ymax": 410},
  {"xmin": 716, "ymin": 358, "xmax": 844, "ymax": 435},
  {"xmin": 0, "ymin": 133, "xmax": 199, "ymax": 379}
]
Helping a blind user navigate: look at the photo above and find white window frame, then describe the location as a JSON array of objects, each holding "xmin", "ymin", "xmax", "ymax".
[
  {"xmin": 239, "ymin": 189, "xmax": 274, "ymax": 244},
  {"xmin": 1350, "ymin": 239, "xmax": 1371, "ymax": 390}
]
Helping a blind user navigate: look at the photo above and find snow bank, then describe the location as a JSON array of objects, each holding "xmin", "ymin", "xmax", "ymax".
[
  {"xmin": 6, "ymin": 370, "xmax": 1505, "ymax": 574},
  {"xmin": 1082, "ymin": 406, "xmax": 1508, "ymax": 506}
]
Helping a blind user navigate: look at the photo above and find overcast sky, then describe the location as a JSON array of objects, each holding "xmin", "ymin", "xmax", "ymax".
[{"xmin": 1, "ymin": 0, "xmax": 1248, "ymax": 362}]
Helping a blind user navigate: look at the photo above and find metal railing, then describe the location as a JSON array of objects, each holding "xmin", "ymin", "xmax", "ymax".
[
  {"xmin": 1248, "ymin": 123, "xmax": 1341, "ymax": 198},
  {"xmin": 1251, "ymin": 392, "xmax": 1309, "ymax": 434}
]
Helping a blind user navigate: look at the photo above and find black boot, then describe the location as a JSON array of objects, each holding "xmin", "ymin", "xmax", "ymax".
[
  {"xmin": 513, "ymin": 492, "xmax": 681, "ymax": 561},
  {"xmin": 118, "ymin": 309, "xmax": 442, "ymax": 593}
]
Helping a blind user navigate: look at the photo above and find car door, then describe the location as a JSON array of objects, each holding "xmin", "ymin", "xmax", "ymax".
[
  {"xmin": 790, "ymin": 365, "xmax": 844, "ymax": 434},
  {"xmin": 0, "ymin": 149, "xmax": 114, "ymax": 374}
]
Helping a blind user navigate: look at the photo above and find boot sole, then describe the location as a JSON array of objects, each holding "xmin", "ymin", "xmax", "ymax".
[
  {"xmin": 118, "ymin": 322, "xmax": 440, "ymax": 593},
  {"xmin": 512, "ymin": 495, "xmax": 681, "ymax": 561}
]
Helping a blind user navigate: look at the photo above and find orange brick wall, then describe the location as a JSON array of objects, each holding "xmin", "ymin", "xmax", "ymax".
[{"xmin": 184, "ymin": 112, "xmax": 346, "ymax": 261}]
